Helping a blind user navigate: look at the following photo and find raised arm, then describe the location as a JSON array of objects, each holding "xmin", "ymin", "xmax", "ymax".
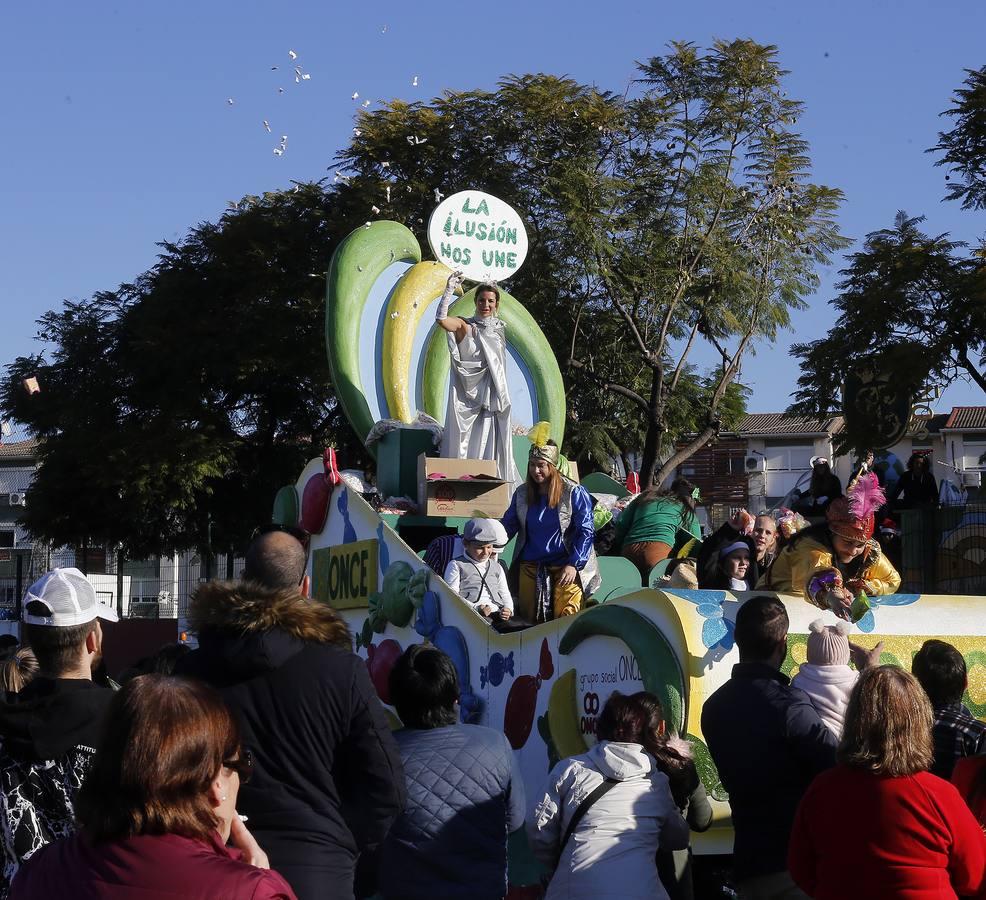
[{"xmin": 435, "ymin": 271, "xmax": 470, "ymax": 342}]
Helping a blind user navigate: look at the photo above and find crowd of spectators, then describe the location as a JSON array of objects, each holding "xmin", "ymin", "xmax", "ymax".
[{"xmin": 0, "ymin": 514, "xmax": 982, "ymax": 899}]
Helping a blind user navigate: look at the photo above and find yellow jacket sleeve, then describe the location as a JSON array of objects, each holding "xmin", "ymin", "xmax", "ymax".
[{"xmin": 861, "ymin": 550, "xmax": 901, "ymax": 596}]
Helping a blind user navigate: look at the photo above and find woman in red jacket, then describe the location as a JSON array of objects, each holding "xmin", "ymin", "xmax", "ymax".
[
  {"xmin": 789, "ymin": 666, "xmax": 986, "ymax": 900},
  {"xmin": 10, "ymin": 675, "xmax": 296, "ymax": 899}
]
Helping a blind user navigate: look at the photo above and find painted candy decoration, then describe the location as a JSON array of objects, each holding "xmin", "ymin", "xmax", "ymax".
[
  {"xmin": 362, "ymin": 562, "xmax": 428, "ymax": 648},
  {"xmin": 301, "ymin": 448, "xmax": 342, "ymax": 534},
  {"xmin": 481, "ymin": 651, "xmax": 515, "ymax": 689},
  {"xmin": 366, "ymin": 638, "xmax": 403, "ymax": 705},
  {"xmin": 853, "ymin": 593, "xmax": 921, "ymax": 633},
  {"xmin": 503, "ymin": 639, "xmax": 554, "ymax": 749},
  {"xmin": 337, "ymin": 489, "xmax": 358, "ymax": 544},
  {"xmin": 415, "ymin": 590, "xmax": 481, "ymax": 723},
  {"xmin": 376, "ymin": 522, "xmax": 391, "ymax": 574},
  {"xmin": 668, "ymin": 589, "xmax": 734, "ymax": 651},
  {"xmin": 272, "ymin": 485, "xmax": 299, "ymax": 528}
]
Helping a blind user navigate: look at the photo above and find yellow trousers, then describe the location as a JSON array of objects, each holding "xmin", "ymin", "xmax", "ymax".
[{"xmin": 518, "ymin": 562, "xmax": 582, "ymax": 621}]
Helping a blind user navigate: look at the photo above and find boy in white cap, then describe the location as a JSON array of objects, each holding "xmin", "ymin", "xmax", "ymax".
[
  {"xmin": 443, "ymin": 518, "xmax": 515, "ymax": 626},
  {"xmin": 791, "ymin": 618, "xmax": 858, "ymax": 739},
  {"xmin": 0, "ymin": 567, "xmax": 118, "ymax": 893}
]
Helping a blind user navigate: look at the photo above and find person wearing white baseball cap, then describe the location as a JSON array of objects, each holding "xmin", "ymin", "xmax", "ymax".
[{"xmin": 0, "ymin": 568, "xmax": 116, "ymax": 894}]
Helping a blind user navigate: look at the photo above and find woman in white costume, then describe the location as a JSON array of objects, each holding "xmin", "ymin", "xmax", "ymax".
[{"xmin": 434, "ymin": 271, "xmax": 519, "ymax": 483}]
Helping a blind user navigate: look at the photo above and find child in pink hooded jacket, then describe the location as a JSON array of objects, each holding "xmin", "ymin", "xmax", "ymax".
[{"xmin": 791, "ymin": 619, "xmax": 858, "ymax": 739}]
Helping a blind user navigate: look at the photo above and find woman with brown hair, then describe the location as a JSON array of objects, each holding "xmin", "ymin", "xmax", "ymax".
[
  {"xmin": 788, "ymin": 666, "xmax": 986, "ymax": 899},
  {"xmin": 501, "ymin": 440, "xmax": 600, "ymax": 622},
  {"xmin": 10, "ymin": 675, "xmax": 296, "ymax": 899},
  {"xmin": 612, "ymin": 477, "xmax": 702, "ymax": 582},
  {"xmin": 0, "ymin": 647, "xmax": 38, "ymax": 694},
  {"xmin": 435, "ymin": 272, "xmax": 519, "ymax": 483},
  {"xmin": 528, "ymin": 692, "xmax": 690, "ymax": 900}
]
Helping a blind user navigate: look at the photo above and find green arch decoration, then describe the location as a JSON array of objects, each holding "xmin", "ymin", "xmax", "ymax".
[
  {"xmin": 325, "ymin": 222, "xmax": 421, "ymax": 446},
  {"xmin": 421, "ymin": 287, "xmax": 567, "ymax": 447}
]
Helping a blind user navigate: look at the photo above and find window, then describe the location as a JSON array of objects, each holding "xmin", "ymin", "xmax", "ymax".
[
  {"xmin": 764, "ymin": 444, "xmax": 814, "ymax": 471},
  {"xmin": 963, "ymin": 440, "xmax": 986, "ymax": 471},
  {"xmin": 0, "ymin": 532, "xmax": 13, "ymax": 549}
]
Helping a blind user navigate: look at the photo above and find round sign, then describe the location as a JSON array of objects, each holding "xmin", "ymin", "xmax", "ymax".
[{"xmin": 426, "ymin": 190, "xmax": 528, "ymax": 283}]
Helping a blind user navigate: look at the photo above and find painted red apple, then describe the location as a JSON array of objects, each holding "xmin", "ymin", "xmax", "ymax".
[{"xmin": 365, "ymin": 639, "xmax": 403, "ymax": 705}]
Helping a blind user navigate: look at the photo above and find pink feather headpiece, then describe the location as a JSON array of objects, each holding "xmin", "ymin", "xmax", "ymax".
[
  {"xmin": 827, "ymin": 472, "xmax": 886, "ymax": 543},
  {"xmin": 848, "ymin": 472, "xmax": 886, "ymax": 520}
]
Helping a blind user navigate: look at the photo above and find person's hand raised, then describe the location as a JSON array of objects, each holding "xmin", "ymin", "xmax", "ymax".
[
  {"xmin": 849, "ymin": 640, "xmax": 884, "ymax": 671},
  {"xmin": 230, "ymin": 816, "xmax": 270, "ymax": 869},
  {"xmin": 445, "ymin": 270, "xmax": 464, "ymax": 292}
]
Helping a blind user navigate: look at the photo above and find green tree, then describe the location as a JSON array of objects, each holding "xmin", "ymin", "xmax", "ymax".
[
  {"xmin": 337, "ymin": 40, "xmax": 845, "ymax": 485},
  {"xmin": 790, "ymin": 65, "xmax": 986, "ymax": 438},
  {"xmin": 2, "ymin": 185, "xmax": 363, "ymax": 558},
  {"xmin": 932, "ymin": 65, "xmax": 986, "ymax": 211},
  {"xmin": 789, "ymin": 213, "xmax": 986, "ymax": 423}
]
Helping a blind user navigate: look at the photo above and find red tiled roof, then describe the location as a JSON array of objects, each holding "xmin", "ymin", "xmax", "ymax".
[
  {"xmin": 943, "ymin": 407, "xmax": 986, "ymax": 431},
  {"xmin": 735, "ymin": 413, "xmax": 844, "ymax": 437},
  {"xmin": 0, "ymin": 439, "xmax": 38, "ymax": 461}
]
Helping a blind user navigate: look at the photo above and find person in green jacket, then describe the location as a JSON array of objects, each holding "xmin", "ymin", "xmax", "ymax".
[{"xmin": 613, "ymin": 477, "xmax": 702, "ymax": 582}]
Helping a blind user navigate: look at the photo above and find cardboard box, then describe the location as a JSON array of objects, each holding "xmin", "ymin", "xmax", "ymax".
[{"xmin": 417, "ymin": 455, "xmax": 512, "ymax": 518}]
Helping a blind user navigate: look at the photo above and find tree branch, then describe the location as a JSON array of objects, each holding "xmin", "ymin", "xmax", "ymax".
[
  {"xmin": 655, "ymin": 424, "xmax": 718, "ymax": 484},
  {"xmin": 567, "ymin": 358, "xmax": 650, "ymax": 410}
]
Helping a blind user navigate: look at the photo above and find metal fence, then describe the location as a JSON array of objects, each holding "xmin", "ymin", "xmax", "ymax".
[
  {"xmin": 0, "ymin": 553, "xmax": 246, "ymax": 622},
  {"xmin": 898, "ymin": 504, "xmax": 986, "ymax": 595}
]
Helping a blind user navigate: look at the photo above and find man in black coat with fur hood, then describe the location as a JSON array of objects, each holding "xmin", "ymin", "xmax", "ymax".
[{"xmin": 178, "ymin": 529, "xmax": 405, "ymax": 900}]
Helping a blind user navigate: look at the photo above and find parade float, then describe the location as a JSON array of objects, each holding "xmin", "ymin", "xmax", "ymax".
[{"xmin": 269, "ymin": 191, "xmax": 986, "ymax": 887}]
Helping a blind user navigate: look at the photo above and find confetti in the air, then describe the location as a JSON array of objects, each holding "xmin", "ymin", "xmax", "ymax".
[
  {"xmin": 412, "ymin": 75, "xmax": 419, "ymax": 87},
  {"xmin": 289, "ymin": 50, "xmax": 298, "ymax": 60},
  {"xmin": 406, "ymin": 135, "xmax": 427, "ymax": 146},
  {"xmin": 362, "ymin": 100, "xmax": 370, "ymax": 108},
  {"xmin": 278, "ymin": 88, "xmax": 285, "ymax": 94},
  {"xmin": 263, "ymin": 120, "xmax": 271, "ymax": 133},
  {"xmin": 22, "ymin": 377, "xmax": 40, "ymax": 395},
  {"xmin": 371, "ymin": 206, "xmax": 381, "ymax": 214},
  {"xmin": 381, "ymin": 24, "xmax": 388, "ymax": 33},
  {"xmin": 385, "ymin": 186, "xmax": 391, "ymax": 203},
  {"xmin": 227, "ymin": 98, "xmax": 235, "ymax": 105},
  {"xmin": 381, "ymin": 161, "xmax": 390, "ymax": 168},
  {"xmin": 352, "ymin": 91, "xmax": 359, "ymax": 99},
  {"xmin": 273, "ymin": 148, "xmax": 284, "ymax": 156},
  {"xmin": 434, "ymin": 188, "xmax": 444, "ymax": 203},
  {"xmin": 353, "ymin": 128, "xmax": 362, "ymax": 136}
]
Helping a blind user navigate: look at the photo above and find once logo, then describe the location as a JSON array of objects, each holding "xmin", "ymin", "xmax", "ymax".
[{"xmin": 311, "ymin": 539, "xmax": 379, "ymax": 610}]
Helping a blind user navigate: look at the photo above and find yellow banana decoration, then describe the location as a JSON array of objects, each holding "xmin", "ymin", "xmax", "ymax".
[
  {"xmin": 381, "ymin": 261, "xmax": 455, "ymax": 423},
  {"xmin": 547, "ymin": 668, "xmax": 589, "ymax": 758}
]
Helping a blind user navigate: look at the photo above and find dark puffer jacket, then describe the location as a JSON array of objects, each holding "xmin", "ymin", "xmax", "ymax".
[
  {"xmin": 0, "ymin": 679, "xmax": 114, "ymax": 899},
  {"xmin": 379, "ymin": 724, "xmax": 524, "ymax": 900},
  {"xmin": 177, "ymin": 582, "xmax": 405, "ymax": 900}
]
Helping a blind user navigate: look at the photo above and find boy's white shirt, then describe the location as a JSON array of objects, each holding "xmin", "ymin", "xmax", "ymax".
[{"xmin": 443, "ymin": 552, "xmax": 514, "ymax": 613}]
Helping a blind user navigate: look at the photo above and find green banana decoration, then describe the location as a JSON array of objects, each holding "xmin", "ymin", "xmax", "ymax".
[
  {"xmin": 325, "ymin": 222, "xmax": 421, "ymax": 446},
  {"xmin": 559, "ymin": 604, "xmax": 687, "ymax": 734},
  {"xmin": 547, "ymin": 668, "xmax": 590, "ymax": 759}
]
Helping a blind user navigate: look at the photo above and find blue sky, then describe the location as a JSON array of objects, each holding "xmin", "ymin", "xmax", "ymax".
[{"xmin": 2, "ymin": 0, "xmax": 984, "ymax": 432}]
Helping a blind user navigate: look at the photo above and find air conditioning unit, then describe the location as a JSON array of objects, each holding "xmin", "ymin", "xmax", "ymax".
[
  {"xmin": 961, "ymin": 471, "xmax": 982, "ymax": 488},
  {"xmin": 7, "ymin": 493, "xmax": 26, "ymax": 507},
  {"xmin": 744, "ymin": 455, "xmax": 766, "ymax": 473}
]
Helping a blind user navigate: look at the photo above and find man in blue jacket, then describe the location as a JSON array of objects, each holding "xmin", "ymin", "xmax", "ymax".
[
  {"xmin": 379, "ymin": 644, "xmax": 525, "ymax": 900},
  {"xmin": 701, "ymin": 596, "xmax": 837, "ymax": 900}
]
